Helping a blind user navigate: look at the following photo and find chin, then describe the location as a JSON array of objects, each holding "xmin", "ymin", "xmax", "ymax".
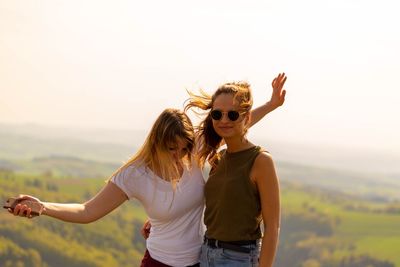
[{"xmin": 215, "ymin": 131, "xmax": 234, "ymax": 139}]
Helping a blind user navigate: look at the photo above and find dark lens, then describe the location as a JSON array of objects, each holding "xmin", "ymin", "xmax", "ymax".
[
  {"xmin": 228, "ymin": 111, "xmax": 240, "ymax": 121},
  {"xmin": 211, "ymin": 110, "xmax": 223, "ymax": 120}
]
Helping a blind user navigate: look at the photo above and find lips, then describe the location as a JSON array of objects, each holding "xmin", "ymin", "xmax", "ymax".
[{"xmin": 217, "ymin": 126, "xmax": 233, "ymax": 131}]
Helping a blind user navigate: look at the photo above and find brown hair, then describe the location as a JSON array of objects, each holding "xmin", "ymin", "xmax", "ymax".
[{"xmin": 185, "ymin": 81, "xmax": 253, "ymax": 168}]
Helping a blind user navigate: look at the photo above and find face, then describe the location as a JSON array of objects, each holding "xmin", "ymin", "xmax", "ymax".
[
  {"xmin": 167, "ymin": 137, "xmax": 190, "ymax": 162},
  {"xmin": 211, "ymin": 93, "xmax": 249, "ymax": 139}
]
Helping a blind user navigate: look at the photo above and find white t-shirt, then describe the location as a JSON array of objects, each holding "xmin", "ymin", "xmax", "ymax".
[{"xmin": 111, "ymin": 163, "xmax": 205, "ymax": 266}]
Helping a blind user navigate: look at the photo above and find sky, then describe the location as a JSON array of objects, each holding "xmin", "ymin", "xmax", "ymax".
[{"xmin": 1, "ymin": 0, "xmax": 400, "ymax": 158}]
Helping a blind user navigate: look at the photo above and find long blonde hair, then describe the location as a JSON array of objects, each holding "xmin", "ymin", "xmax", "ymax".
[
  {"xmin": 110, "ymin": 108, "xmax": 195, "ymax": 187},
  {"xmin": 185, "ymin": 81, "xmax": 253, "ymax": 168}
]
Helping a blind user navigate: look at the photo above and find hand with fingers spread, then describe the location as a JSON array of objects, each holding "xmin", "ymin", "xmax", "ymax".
[
  {"xmin": 269, "ymin": 72, "xmax": 287, "ymax": 109},
  {"xmin": 247, "ymin": 72, "xmax": 288, "ymax": 128}
]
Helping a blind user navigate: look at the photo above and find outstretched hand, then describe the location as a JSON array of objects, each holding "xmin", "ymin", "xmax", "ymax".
[
  {"xmin": 269, "ymin": 72, "xmax": 287, "ymax": 109},
  {"xmin": 7, "ymin": 195, "xmax": 44, "ymax": 219},
  {"xmin": 247, "ymin": 73, "xmax": 288, "ymax": 128}
]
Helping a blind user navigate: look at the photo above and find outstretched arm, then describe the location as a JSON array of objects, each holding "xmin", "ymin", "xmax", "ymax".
[
  {"xmin": 249, "ymin": 73, "xmax": 287, "ymax": 127},
  {"xmin": 9, "ymin": 181, "xmax": 128, "ymax": 224}
]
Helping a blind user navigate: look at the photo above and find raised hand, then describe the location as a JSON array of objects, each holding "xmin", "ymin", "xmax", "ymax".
[
  {"xmin": 269, "ymin": 72, "xmax": 287, "ymax": 109},
  {"xmin": 248, "ymin": 73, "xmax": 288, "ymax": 128}
]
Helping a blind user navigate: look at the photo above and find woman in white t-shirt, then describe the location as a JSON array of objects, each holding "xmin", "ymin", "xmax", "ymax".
[
  {"xmin": 7, "ymin": 73, "xmax": 287, "ymax": 267},
  {"xmin": 8, "ymin": 108, "xmax": 204, "ymax": 267}
]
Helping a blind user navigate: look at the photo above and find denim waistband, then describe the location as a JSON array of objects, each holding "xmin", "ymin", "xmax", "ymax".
[{"xmin": 203, "ymin": 237, "xmax": 257, "ymax": 253}]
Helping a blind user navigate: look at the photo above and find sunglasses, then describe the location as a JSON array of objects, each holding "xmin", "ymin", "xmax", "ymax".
[{"xmin": 210, "ymin": 110, "xmax": 240, "ymax": 121}]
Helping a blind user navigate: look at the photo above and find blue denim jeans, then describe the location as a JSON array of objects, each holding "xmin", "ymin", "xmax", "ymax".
[{"xmin": 199, "ymin": 241, "xmax": 260, "ymax": 267}]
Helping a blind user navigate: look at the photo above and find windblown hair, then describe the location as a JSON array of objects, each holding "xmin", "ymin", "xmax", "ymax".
[
  {"xmin": 184, "ymin": 81, "xmax": 253, "ymax": 168},
  {"xmin": 110, "ymin": 108, "xmax": 195, "ymax": 188}
]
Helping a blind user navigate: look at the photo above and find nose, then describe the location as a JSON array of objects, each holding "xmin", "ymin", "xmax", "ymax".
[{"xmin": 220, "ymin": 113, "xmax": 230, "ymax": 123}]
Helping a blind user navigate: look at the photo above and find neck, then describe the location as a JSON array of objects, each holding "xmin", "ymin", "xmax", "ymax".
[{"xmin": 224, "ymin": 136, "xmax": 253, "ymax": 153}]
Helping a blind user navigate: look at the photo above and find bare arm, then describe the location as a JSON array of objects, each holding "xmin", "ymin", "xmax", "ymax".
[
  {"xmin": 252, "ymin": 152, "xmax": 281, "ymax": 267},
  {"xmin": 249, "ymin": 73, "xmax": 287, "ymax": 127},
  {"xmin": 11, "ymin": 181, "xmax": 128, "ymax": 224}
]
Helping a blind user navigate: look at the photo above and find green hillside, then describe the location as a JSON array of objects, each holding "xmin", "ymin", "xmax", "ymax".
[
  {"xmin": 0, "ymin": 129, "xmax": 399, "ymax": 267},
  {"xmin": 277, "ymin": 161, "xmax": 400, "ymax": 202},
  {"xmin": 0, "ymin": 172, "xmax": 147, "ymax": 267},
  {"xmin": 1, "ymin": 169, "xmax": 399, "ymax": 266},
  {"xmin": 278, "ymin": 184, "xmax": 400, "ymax": 267}
]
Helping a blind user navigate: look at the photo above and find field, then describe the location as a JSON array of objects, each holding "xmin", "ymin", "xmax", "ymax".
[
  {"xmin": 1, "ymin": 127, "xmax": 399, "ymax": 266},
  {"xmin": 280, "ymin": 185, "xmax": 400, "ymax": 266},
  {"xmin": 1, "ymin": 170, "xmax": 399, "ymax": 267}
]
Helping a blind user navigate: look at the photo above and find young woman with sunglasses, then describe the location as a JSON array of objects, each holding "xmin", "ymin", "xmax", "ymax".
[
  {"xmin": 185, "ymin": 74, "xmax": 287, "ymax": 267},
  {"xmin": 7, "ymin": 73, "xmax": 286, "ymax": 267}
]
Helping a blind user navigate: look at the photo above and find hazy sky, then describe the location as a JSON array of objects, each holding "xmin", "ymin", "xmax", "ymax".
[{"xmin": 1, "ymin": 0, "xmax": 400, "ymax": 155}]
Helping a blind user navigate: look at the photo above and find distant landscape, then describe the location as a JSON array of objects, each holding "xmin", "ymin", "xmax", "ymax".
[{"xmin": 1, "ymin": 123, "xmax": 399, "ymax": 267}]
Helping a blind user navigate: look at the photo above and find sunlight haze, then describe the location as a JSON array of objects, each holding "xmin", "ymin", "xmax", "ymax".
[{"xmin": 1, "ymin": 0, "xmax": 400, "ymax": 156}]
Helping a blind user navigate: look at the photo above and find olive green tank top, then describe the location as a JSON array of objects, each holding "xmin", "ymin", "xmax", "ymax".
[{"xmin": 204, "ymin": 146, "xmax": 262, "ymax": 241}]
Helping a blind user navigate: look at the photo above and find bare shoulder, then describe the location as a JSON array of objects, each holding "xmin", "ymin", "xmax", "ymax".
[
  {"xmin": 251, "ymin": 151, "xmax": 277, "ymax": 183},
  {"xmin": 254, "ymin": 151, "xmax": 275, "ymax": 169}
]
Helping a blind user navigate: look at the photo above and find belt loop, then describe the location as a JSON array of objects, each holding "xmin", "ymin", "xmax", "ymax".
[{"xmin": 215, "ymin": 240, "xmax": 219, "ymax": 248}]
